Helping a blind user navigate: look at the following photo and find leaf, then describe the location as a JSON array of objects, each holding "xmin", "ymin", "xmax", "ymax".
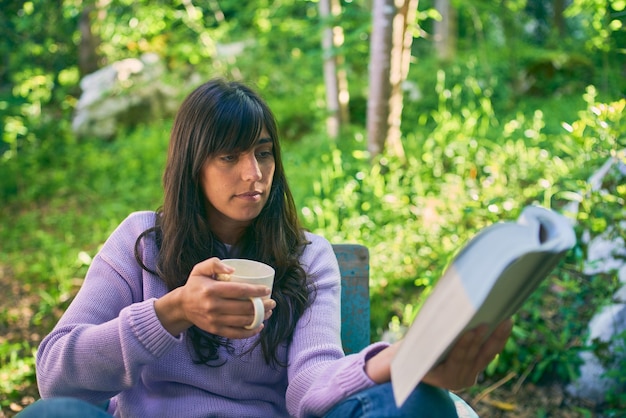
[
  {"xmin": 485, "ymin": 399, "xmax": 517, "ymax": 411},
  {"xmin": 555, "ymin": 190, "xmax": 583, "ymax": 202}
]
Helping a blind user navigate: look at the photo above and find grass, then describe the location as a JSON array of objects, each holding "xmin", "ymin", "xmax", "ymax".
[{"xmin": 0, "ymin": 122, "xmax": 169, "ymax": 413}]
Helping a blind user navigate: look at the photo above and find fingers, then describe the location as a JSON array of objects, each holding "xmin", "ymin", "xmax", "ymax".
[
  {"xmin": 423, "ymin": 319, "xmax": 513, "ymax": 391},
  {"xmin": 495, "ymin": 318, "xmax": 514, "ymax": 337},
  {"xmin": 453, "ymin": 324, "xmax": 489, "ymax": 362},
  {"xmin": 475, "ymin": 319, "xmax": 513, "ymax": 370},
  {"xmin": 213, "ymin": 298, "xmax": 276, "ymax": 321},
  {"xmin": 191, "ymin": 298, "xmax": 275, "ymax": 338},
  {"xmin": 191, "ymin": 257, "xmax": 235, "ymax": 278},
  {"xmin": 180, "ymin": 258, "xmax": 276, "ymax": 338},
  {"xmin": 207, "ymin": 281, "xmax": 272, "ymax": 300},
  {"xmin": 263, "ymin": 299, "xmax": 275, "ymax": 320},
  {"xmin": 197, "ymin": 293, "xmax": 275, "ymax": 321},
  {"xmin": 190, "ymin": 258, "xmax": 272, "ymax": 300},
  {"xmin": 447, "ymin": 325, "xmax": 490, "ymax": 388}
]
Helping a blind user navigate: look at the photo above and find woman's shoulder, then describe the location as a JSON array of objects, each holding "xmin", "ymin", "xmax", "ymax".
[
  {"xmin": 101, "ymin": 211, "xmax": 157, "ymax": 249},
  {"xmin": 303, "ymin": 230, "xmax": 331, "ymax": 245},
  {"xmin": 302, "ymin": 231, "xmax": 334, "ymax": 255},
  {"xmin": 116, "ymin": 211, "xmax": 158, "ymax": 233},
  {"xmin": 300, "ymin": 231, "xmax": 337, "ymax": 265},
  {"xmin": 298, "ymin": 231, "xmax": 340, "ymax": 288},
  {"xmin": 123, "ymin": 210, "xmax": 158, "ymax": 223},
  {"xmin": 96, "ymin": 211, "xmax": 159, "ymax": 266}
]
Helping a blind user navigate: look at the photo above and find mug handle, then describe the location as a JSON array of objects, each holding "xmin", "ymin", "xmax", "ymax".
[{"xmin": 244, "ymin": 296, "xmax": 265, "ymax": 330}]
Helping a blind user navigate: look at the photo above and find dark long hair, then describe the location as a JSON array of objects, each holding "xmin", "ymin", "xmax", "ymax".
[{"xmin": 135, "ymin": 78, "xmax": 310, "ymax": 366}]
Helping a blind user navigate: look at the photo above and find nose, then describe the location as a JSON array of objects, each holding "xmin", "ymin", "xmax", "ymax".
[{"xmin": 241, "ymin": 152, "xmax": 262, "ymax": 182}]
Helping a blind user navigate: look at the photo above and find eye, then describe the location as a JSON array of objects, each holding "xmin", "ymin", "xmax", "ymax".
[
  {"xmin": 219, "ymin": 154, "xmax": 238, "ymax": 163},
  {"xmin": 255, "ymin": 143, "xmax": 274, "ymax": 160},
  {"xmin": 256, "ymin": 149, "xmax": 273, "ymax": 159}
]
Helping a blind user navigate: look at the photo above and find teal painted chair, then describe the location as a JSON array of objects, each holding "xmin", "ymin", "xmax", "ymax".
[
  {"xmin": 333, "ymin": 244, "xmax": 371, "ymax": 355},
  {"xmin": 333, "ymin": 244, "xmax": 479, "ymax": 417}
]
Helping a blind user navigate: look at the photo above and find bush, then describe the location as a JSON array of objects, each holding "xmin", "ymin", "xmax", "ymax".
[{"xmin": 296, "ymin": 80, "xmax": 625, "ymax": 403}]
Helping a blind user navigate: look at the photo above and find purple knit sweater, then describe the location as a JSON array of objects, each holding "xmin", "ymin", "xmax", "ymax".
[{"xmin": 36, "ymin": 211, "xmax": 388, "ymax": 417}]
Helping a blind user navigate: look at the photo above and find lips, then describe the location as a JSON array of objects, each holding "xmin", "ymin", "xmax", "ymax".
[
  {"xmin": 237, "ymin": 190, "xmax": 262, "ymax": 198},
  {"xmin": 234, "ymin": 190, "xmax": 264, "ymax": 202}
]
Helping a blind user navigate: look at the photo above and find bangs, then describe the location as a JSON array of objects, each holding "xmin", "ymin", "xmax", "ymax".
[{"xmin": 209, "ymin": 93, "xmax": 267, "ymax": 154}]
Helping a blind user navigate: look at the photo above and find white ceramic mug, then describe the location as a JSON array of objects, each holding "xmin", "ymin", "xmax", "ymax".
[{"xmin": 220, "ymin": 259, "xmax": 275, "ymax": 330}]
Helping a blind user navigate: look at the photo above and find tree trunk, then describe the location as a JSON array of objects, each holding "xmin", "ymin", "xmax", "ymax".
[
  {"xmin": 434, "ymin": 0, "xmax": 457, "ymax": 62},
  {"xmin": 367, "ymin": 0, "xmax": 416, "ymax": 159},
  {"xmin": 320, "ymin": 0, "xmax": 343, "ymax": 138},
  {"xmin": 387, "ymin": 0, "xmax": 418, "ymax": 160},
  {"xmin": 336, "ymin": 13, "xmax": 350, "ymax": 127},
  {"xmin": 367, "ymin": 0, "xmax": 394, "ymax": 157},
  {"xmin": 78, "ymin": 1, "xmax": 102, "ymax": 77}
]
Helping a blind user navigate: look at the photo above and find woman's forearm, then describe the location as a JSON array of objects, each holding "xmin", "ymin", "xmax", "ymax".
[
  {"xmin": 364, "ymin": 342, "xmax": 399, "ymax": 383},
  {"xmin": 154, "ymin": 287, "xmax": 192, "ymax": 336}
]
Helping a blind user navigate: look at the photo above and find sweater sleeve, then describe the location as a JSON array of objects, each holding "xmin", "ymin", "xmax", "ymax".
[
  {"xmin": 285, "ymin": 234, "xmax": 391, "ymax": 418},
  {"xmin": 35, "ymin": 212, "xmax": 181, "ymax": 404}
]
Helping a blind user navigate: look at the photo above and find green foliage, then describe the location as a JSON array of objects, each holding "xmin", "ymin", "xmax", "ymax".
[
  {"xmin": 1, "ymin": 1, "xmax": 625, "ymax": 414},
  {"xmin": 0, "ymin": 0, "xmax": 80, "ymax": 165},
  {"xmin": 3, "ymin": 0, "xmax": 624, "ymax": 165},
  {"xmin": 296, "ymin": 81, "xmax": 625, "ymax": 404},
  {"xmin": 566, "ymin": 0, "xmax": 626, "ymax": 53},
  {"xmin": 1, "ymin": 86, "xmax": 624, "ymax": 416},
  {"xmin": 0, "ymin": 342, "xmax": 36, "ymax": 408},
  {"xmin": 603, "ymin": 331, "xmax": 626, "ymax": 413},
  {"xmin": 0, "ymin": 122, "xmax": 168, "ymax": 410}
]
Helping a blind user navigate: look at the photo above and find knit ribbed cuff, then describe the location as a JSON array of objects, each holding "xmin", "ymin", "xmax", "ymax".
[
  {"xmin": 127, "ymin": 298, "xmax": 180, "ymax": 358},
  {"xmin": 337, "ymin": 342, "xmax": 390, "ymax": 390}
]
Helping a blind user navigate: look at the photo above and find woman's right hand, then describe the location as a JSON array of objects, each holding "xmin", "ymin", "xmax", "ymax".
[{"xmin": 154, "ymin": 257, "xmax": 275, "ymax": 338}]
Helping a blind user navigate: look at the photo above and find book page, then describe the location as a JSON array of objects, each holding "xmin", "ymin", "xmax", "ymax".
[{"xmin": 390, "ymin": 271, "xmax": 476, "ymax": 406}]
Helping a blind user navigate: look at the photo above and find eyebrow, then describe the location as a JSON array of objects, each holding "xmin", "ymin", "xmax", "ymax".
[{"xmin": 257, "ymin": 137, "xmax": 273, "ymax": 145}]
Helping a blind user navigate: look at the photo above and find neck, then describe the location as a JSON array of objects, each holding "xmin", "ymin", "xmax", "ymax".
[{"xmin": 210, "ymin": 220, "xmax": 248, "ymax": 246}]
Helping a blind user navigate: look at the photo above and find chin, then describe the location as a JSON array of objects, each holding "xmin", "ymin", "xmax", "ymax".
[{"xmin": 236, "ymin": 211, "xmax": 263, "ymax": 223}]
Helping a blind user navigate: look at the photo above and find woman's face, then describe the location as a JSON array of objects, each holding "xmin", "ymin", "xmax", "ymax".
[{"xmin": 201, "ymin": 128, "xmax": 275, "ymax": 242}]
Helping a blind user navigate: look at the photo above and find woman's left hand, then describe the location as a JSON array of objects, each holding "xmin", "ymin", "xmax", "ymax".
[{"xmin": 422, "ymin": 319, "xmax": 513, "ymax": 390}]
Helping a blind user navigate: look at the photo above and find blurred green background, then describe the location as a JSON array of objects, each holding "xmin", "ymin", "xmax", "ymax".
[{"xmin": 1, "ymin": 0, "xmax": 625, "ymax": 416}]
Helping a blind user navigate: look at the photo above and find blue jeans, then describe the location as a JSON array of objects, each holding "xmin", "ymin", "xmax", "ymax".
[
  {"xmin": 323, "ymin": 382, "xmax": 459, "ymax": 418},
  {"xmin": 16, "ymin": 398, "xmax": 112, "ymax": 418},
  {"xmin": 17, "ymin": 384, "xmax": 463, "ymax": 418}
]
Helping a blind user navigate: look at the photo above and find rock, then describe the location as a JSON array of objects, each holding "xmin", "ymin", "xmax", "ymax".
[
  {"xmin": 582, "ymin": 221, "xmax": 626, "ymax": 275},
  {"xmin": 566, "ymin": 303, "xmax": 626, "ymax": 404},
  {"xmin": 565, "ymin": 151, "xmax": 626, "ymax": 405},
  {"xmin": 72, "ymin": 53, "xmax": 180, "ymax": 140}
]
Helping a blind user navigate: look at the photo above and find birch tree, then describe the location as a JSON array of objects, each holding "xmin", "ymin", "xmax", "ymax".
[
  {"xmin": 434, "ymin": 0, "xmax": 457, "ymax": 62},
  {"xmin": 319, "ymin": 0, "xmax": 350, "ymax": 139},
  {"xmin": 367, "ymin": 0, "xmax": 418, "ymax": 159},
  {"xmin": 367, "ymin": 0, "xmax": 394, "ymax": 158}
]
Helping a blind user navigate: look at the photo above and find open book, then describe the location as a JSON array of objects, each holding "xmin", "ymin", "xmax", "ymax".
[{"xmin": 390, "ymin": 205, "xmax": 577, "ymax": 406}]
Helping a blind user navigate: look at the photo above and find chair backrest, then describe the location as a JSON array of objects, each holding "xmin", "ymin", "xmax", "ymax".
[{"xmin": 332, "ymin": 244, "xmax": 370, "ymax": 354}]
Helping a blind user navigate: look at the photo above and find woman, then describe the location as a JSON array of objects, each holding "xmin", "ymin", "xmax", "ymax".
[{"xmin": 23, "ymin": 78, "xmax": 512, "ymax": 417}]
